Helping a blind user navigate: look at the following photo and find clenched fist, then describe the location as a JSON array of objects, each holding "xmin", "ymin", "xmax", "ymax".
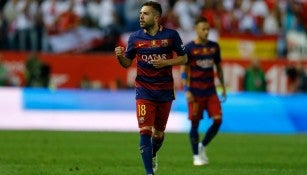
[{"xmin": 114, "ymin": 46, "xmax": 125, "ymax": 57}]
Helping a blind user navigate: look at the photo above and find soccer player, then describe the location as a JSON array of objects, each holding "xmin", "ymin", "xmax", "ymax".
[
  {"xmin": 181, "ymin": 16, "xmax": 226, "ymax": 166},
  {"xmin": 114, "ymin": 1, "xmax": 187, "ymax": 175}
]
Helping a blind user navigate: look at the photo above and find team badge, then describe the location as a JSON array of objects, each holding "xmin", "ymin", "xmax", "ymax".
[
  {"xmin": 210, "ymin": 48, "xmax": 216, "ymax": 53},
  {"xmin": 139, "ymin": 117, "xmax": 145, "ymax": 124},
  {"xmin": 161, "ymin": 39, "xmax": 168, "ymax": 47}
]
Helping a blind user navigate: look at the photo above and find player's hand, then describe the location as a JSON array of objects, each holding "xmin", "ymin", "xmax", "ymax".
[
  {"xmin": 151, "ymin": 58, "xmax": 167, "ymax": 68},
  {"xmin": 114, "ymin": 46, "xmax": 125, "ymax": 57},
  {"xmin": 220, "ymin": 94, "xmax": 226, "ymax": 103},
  {"xmin": 220, "ymin": 87, "xmax": 227, "ymax": 103},
  {"xmin": 185, "ymin": 91, "xmax": 194, "ymax": 102}
]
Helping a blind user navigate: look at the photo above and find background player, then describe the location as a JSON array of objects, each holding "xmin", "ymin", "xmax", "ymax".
[
  {"xmin": 181, "ymin": 16, "xmax": 226, "ymax": 166},
  {"xmin": 114, "ymin": 1, "xmax": 187, "ymax": 174}
]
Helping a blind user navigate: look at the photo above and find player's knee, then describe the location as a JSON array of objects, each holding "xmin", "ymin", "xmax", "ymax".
[
  {"xmin": 213, "ymin": 117, "xmax": 222, "ymax": 126},
  {"xmin": 140, "ymin": 127, "xmax": 153, "ymax": 136},
  {"xmin": 153, "ymin": 130, "xmax": 164, "ymax": 140},
  {"xmin": 191, "ymin": 120, "xmax": 200, "ymax": 128}
]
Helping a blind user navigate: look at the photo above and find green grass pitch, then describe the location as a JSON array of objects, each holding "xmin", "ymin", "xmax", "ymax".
[{"xmin": 0, "ymin": 130, "xmax": 306, "ymax": 175}]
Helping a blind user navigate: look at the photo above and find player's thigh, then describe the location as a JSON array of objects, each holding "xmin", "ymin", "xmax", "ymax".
[
  {"xmin": 136, "ymin": 99, "xmax": 156, "ymax": 128},
  {"xmin": 154, "ymin": 101, "xmax": 172, "ymax": 132},
  {"xmin": 188, "ymin": 99, "xmax": 206, "ymax": 121},
  {"xmin": 207, "ymin": 94, "xmax": 222, "ymax": 117}
]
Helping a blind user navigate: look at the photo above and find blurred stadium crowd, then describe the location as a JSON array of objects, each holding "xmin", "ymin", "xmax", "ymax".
[{"xmin": 0, "ymin": 0, "xmax": 306, "ymax": 56}]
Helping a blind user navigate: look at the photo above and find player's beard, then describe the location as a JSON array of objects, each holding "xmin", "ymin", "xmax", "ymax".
[
  {"xmin": 140, "ymin": 20, "xmax": 154, "ymax": 31},
  {"xmin": 199, "ymin": 34, "xmax": 208, "ymax": 43}
]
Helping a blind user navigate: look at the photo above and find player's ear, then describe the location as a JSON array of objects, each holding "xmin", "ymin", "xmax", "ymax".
[{"xmin": 154, "ymin": 15, "xmax": 160, "ymax": 22}]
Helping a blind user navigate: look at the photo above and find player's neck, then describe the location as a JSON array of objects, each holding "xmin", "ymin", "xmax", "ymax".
[
  {"xmin": 196, "ymin": 37, "xmax": 208, "ymax": 45},
  {"xmin": 145, "ymin": 25, "xmax": 160, "ymax": 36}
]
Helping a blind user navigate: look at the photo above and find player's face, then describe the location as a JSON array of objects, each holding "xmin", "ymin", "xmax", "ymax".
[
  {"xmin": 195, "ymin": 22, "xmax": 210, "ymax": 41},
  {"xmin": 139, "ymin": 6, "xmax": 156, "ymax": 30}
]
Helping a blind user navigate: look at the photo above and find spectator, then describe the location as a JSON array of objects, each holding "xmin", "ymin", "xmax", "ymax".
[
  {"xmin": 238, "ymin": 7, "xmax": 257, "ymax": 34},
  {"xmin": 298, "ymin": 70, "xmax": 307, "ymax": 93},
  {"xmin": 200, "ymin": 0, "xmax": 215, "ymax": 29},
  {"xmin": 250, "ymin": 0, "xmax": 269, "ymax": 34},
  {"xmin": 3, "ymin": 0, "xmax": 19, "ymax": 50},
  {"xmin": 79, "ymin": 75, "xmax": 92, "ymax": 89},
  {"xmin": 173, "ymin": 0, "xmax": 200, "ymax": 32},
  {"xmin": 0, "ymin": 53, "xmax": 10, "ymax": 86},
  {"xmin": 25, "ymin": 53, "xmax": 50, "ymax": 88},
  {"xmin": 86, "ymin": 0, "xmax": 118, "ymax": 30},
  {"xmin": 56, "ymin": 0, "xmax": 81, "ymax": 33},
  {"xmin": 0, "ymin": 10, "xmax": 8, "ymax": 49},
  {"xmin": 263, "ymin": 2, "xmax": 282, "ymax": 35},
  {"xmin": 0, "ymin": 0, "xmax": 8, "ymax": 10},
  {"xmin": 14, "ymin": 0, "xmax": 40, "ymax": 51},
  {"xmin": 41, "ymin": 0, "xmax": 65, "ymax": 34},
  {"xmin": 284, "ymin": 0, "xmax": 305, "ymax": 33},
  {"xmin": 40, "ymin": 61, "xmax": 51, "ymax": 88},
  {"xmin": 212, "ymin": 0, "xmax": 236, "ymax": 34},
  {"xmin": 243, "ymin": 58, "xmax": 267, "ymax": 92},
  {"xmin": 123, "ymin": 0, "xmax": 143, "ymax": 32},
  {"xmin": 113, "ymin": 0, "xmax": 125, "ymax": 28},
  {"xmin": 86, "ymin": 0, "xmax": 121, "ymax": 51},
  {"xmin": 286, "ymin": 61, "xmax": 306, "ymax": 93},
  {"xmin": 41, "ymin": 0, "xmax": 67, "ymax": 51},
  {"xmin": 296, "ymin": 61, "xmax": 307, "ymax": 93},
  {"xmin": 160, "ymin": 6, "xmax": 180, "ymax": 30}
]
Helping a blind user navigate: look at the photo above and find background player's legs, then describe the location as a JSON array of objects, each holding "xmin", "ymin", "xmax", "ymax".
[
  {"xmin": 199, "ymin": 116, "xmax": 222, "ymax": 164},
  {"xmin": 188, "ymin": 101, "xmax": 203, "ymax": 156},
  {"xmin": 190, "ymin": 119, "xmax": 207, "ymax": 165},
  {"xmin": 189, "ymin": 120, "xmax": 200, "ymax": 155},
  {"xmin": 188, "ymin": 101, "xmax": 207, "ymax": 165},
  {"xmin": 201, "ymin": 117, "xmax": 222, "ymax": 147},
  {"xmin": 201, "ymin": 95, "xmax": 222, "ymax": 147}
]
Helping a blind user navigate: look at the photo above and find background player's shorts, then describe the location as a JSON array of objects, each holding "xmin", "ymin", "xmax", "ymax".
[
  {"xmin": 188, "ymin": 94, "xmax": 222, "ymax": 121},
  {"xmin": 136, "ymin": 99, "xmax": 172, "ymax": 131}
]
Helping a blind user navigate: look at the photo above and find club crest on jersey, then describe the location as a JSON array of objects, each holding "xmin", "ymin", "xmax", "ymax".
[
  {"xmin": 139, "ymin": 117, "xmax": 145, "ymax": 124},
  {"xmin": 161, "ymin": 40, "xmax": 169, "ymax": 47},
  {"xmin": 210, "ymin": 48, "xmax": 217, "ymax": 53}
]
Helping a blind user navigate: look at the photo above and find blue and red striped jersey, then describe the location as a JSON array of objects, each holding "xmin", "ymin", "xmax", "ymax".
[
  {"xmin": 125, "ymin": 26, "xmax": 186, "ymax": 102},
  {"xmin": 185, "ymin": 40, "xmax": 221, "ymax": 97}
]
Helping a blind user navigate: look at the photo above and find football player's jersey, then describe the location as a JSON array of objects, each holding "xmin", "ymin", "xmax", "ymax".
[
  {"xmin": 185, "ymin": 40, "xmax": 221, "ymax": 97},
  {"xmin": 125, "ymin": 26, "xmax": 186, "ymax": 102}
]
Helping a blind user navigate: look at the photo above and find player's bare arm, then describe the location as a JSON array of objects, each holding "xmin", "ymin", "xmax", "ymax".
[
  {"xmin": 152, "ymin": 54, "xmax": 187, "ymax": 68},
  {"xmin": 216, "ymin": 63, "xmax": 227, "ymax": 101},
  {"xmin": 180, "ymin": 65, "xmax": 194, "ymax": 102},
  {"xmin": 114, "ymin": 46, "xmax": 132, "ymax": 68}
]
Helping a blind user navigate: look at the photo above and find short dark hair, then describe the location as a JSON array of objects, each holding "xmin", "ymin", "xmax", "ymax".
[
  {"xmin": 142, "ymin": 1, "xmax": 162, "ymax": 16},
  {"xmin": 194, "ymin": 16, "xmax": 209, "ymax": 25}
]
